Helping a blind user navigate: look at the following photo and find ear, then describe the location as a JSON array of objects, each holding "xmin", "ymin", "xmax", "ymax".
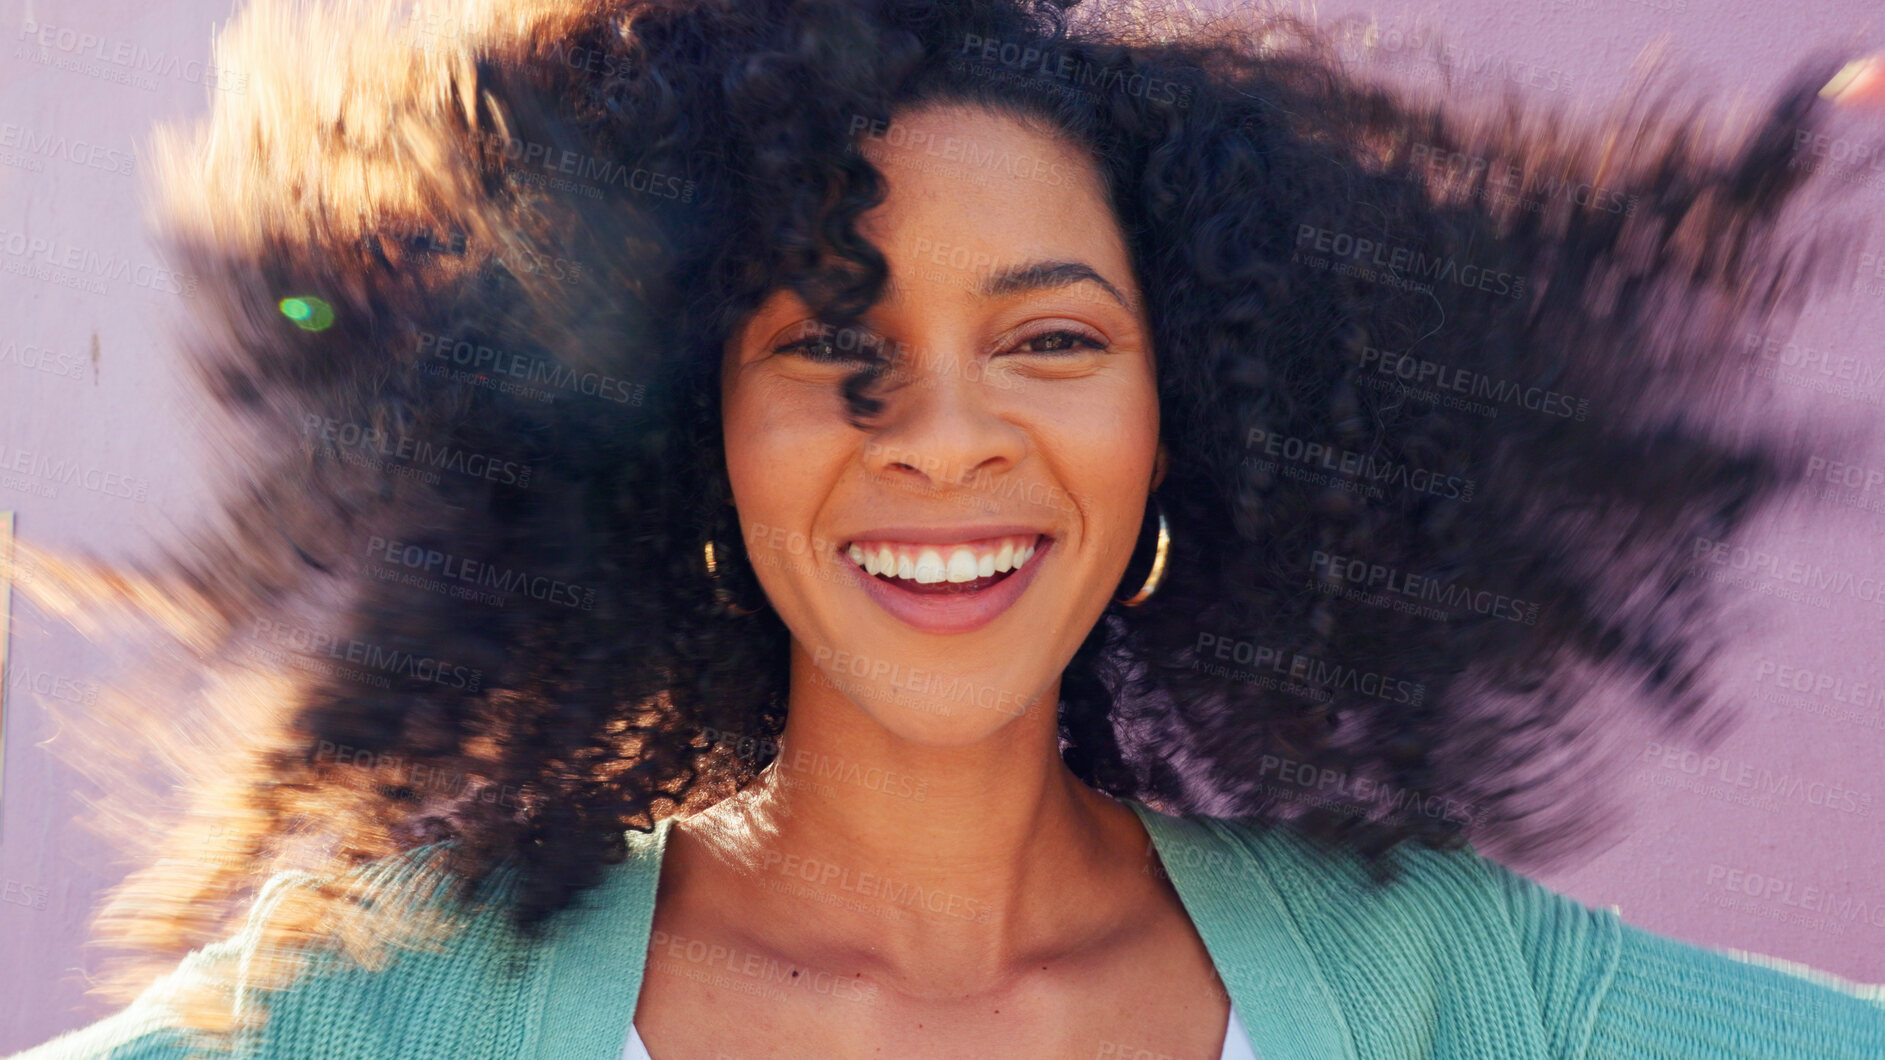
[{"xmin": 1152, "ymin": 442, "xmax": 1170, "ymax": 492}]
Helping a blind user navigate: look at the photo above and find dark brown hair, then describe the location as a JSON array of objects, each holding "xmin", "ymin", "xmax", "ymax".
[{"xmin": 13, "ymin": 0, "xmax": 1873, "ymax": 1035}]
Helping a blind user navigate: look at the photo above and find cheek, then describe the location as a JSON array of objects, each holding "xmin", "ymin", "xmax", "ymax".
[
  {"xmin": 1049, "ymin": 386, "xmax": 1159, "ymax": 542},
  {"xmin": 1078, "ymin": 440, "xmax": 1158, "ymax": 555},
  {"xmin": 723, "ymin": 388, "xmax": 849, "ymax": 546}
]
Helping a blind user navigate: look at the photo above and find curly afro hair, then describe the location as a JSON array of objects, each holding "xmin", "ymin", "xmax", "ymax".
[{"xmin": 18, "ymin": 0, "xmax": 1873, "ymax": 1027}]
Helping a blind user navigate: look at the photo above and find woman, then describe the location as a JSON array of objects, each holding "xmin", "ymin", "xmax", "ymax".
[{"xmin": 8, "ymin": 0, "xmax": 1885, "ymax": 1056}]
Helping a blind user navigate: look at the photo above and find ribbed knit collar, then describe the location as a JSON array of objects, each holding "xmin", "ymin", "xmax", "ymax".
[
  {"xmin": 1126, "ymin": 800, "xmax": 1358, "ymax": 1060},
  {"xmin": 532, "ymin": 799, "xmax": 1355, "ymax": 1060}
]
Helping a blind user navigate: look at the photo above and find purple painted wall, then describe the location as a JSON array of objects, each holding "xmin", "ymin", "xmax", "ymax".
[
  {"xmin": 1292, "ymin": 0, "xmax": 1885, "ymax": 989},
  {"xmin": 1, "ymin": 0, "xmax": 1880, "ymax": 1050}
]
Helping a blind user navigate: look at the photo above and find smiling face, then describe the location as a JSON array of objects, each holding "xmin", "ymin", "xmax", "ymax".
[{"xmin": 721, "ymin": 103, "xmax": 1165, "ymax": 747}]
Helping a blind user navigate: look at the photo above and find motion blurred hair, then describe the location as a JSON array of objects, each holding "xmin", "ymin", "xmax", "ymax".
[{"xmin": 10, "ymin": 0, "xmax": 1873, "ymax": 1038}]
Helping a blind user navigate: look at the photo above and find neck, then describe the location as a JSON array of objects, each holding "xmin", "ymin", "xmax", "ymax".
[{"xmin": 674, "ymin": 644, "xmax": 1155, "ymax": 989}]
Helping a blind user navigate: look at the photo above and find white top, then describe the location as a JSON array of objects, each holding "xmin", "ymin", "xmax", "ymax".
[{"xmin": 621, "ymin": 1003, "xmax": 1259, "ymax": 1058}]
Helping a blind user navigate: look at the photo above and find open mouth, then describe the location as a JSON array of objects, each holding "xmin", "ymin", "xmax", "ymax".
[
  {"xmin": 843, "ymin": 533, "xmax": 1043, "ymax": 596},
  {"xmin": 837, "ymin": 530, "xmax": 1056, "ymax": 634}
]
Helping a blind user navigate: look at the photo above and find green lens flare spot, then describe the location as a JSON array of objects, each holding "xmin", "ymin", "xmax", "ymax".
[{"xmin": 279, "ymin": 296, "xmax": 335, "ymax": 332}]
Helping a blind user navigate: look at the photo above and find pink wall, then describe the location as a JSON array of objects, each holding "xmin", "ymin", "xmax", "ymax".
[{"xmin": 1, "ymin": 0, "xmax": 1880, "ymax": 1050}]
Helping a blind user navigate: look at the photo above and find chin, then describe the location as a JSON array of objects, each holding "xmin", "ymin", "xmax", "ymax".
[{"xmin": 850, "ymin": 692, "xmax": 1044, "ymax": 749}]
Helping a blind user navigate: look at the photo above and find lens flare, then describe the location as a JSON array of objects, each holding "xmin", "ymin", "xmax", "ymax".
[{"xmin": 279, "ymin": 296, "xmax": 335, "ymax": 331}]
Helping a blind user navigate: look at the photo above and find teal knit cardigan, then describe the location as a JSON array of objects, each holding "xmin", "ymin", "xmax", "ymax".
[{"xmin": 11, "ymin": 798, "xmax": 1884, "ymax": 1059}]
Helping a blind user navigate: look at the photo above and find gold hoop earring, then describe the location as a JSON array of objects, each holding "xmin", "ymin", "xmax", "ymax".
[
  {"xmin": 1114, "ymin": 499, "xmax": 1170, "ymax": 607},
  {"xmin": 703, "ymin": 539, "xmax": 764, "ymax": 616}
]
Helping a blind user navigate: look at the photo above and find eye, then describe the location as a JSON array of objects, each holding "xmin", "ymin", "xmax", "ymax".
[
  {"xmin": 1010, "ymin": 328, "xmax": 1108, "ymax": 355},
  {"xmin": 773, "ymin": 322, "xmax": 888, "ymax": 365}
]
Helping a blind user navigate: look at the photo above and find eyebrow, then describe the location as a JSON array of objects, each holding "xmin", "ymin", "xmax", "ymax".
[{"xmin": 978, "ymin": 260, "xmax": 1131, "ymax": 309}]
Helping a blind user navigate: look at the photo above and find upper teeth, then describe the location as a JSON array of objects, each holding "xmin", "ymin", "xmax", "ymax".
[{"xmin": 845, "ymin": 534, "xmax": 1040, "ymax": 584}]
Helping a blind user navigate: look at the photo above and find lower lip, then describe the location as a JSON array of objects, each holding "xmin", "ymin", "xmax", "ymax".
[{"xmin": 843, "ymin": 539, "xmax": 1054, "ymax": 635}]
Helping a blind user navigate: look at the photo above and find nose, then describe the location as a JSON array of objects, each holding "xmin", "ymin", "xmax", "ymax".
[{"xmin": 861, "ymin": 348, "xmax": 1027, "ymax": 494}]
